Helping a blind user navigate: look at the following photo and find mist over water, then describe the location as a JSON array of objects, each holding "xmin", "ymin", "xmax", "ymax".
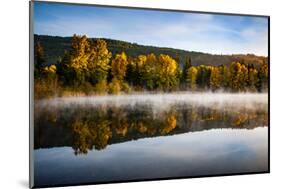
[{"xmin": 36, "ymin": 92, "xmax": 268, "ymax": 111}]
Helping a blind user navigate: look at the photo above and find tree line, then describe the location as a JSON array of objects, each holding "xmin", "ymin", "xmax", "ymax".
[{"xmin": 34, "ymin": 34, "xmax": 268, "ymax": 98}]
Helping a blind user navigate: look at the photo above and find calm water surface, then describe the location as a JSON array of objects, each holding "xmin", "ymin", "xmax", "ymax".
[{"xmin": 34, "ymin": 93, "xmax": 268, "ymax": 187}]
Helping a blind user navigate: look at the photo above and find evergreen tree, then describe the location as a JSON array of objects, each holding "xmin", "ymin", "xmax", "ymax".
[
  {"xmin": 182, "ymin": 57, "xmax": 192, "ymax": 87},
  {"xmin": 34, "ymin": 42, "xmax": 45, "ymax": 77}
]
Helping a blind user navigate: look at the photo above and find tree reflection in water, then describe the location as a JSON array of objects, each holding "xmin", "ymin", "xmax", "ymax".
[{"xmin": 34, "ymin": 103, "xmax": 268, "ymax": 155}]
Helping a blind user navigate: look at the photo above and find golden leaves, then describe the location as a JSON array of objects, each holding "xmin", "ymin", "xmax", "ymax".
[{"xmin": 111, "ymin": 52, "xmax": 128, "ymax": 80}]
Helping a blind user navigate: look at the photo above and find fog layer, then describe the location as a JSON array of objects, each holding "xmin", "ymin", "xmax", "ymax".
[{"xmin": 36, "ymin": 92, "xmax": 268, "ymax": 111}]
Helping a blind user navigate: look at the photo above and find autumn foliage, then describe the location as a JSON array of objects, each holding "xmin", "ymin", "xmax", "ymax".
[{"xmin": 34, "ymin": 35, "xmax": 269, "ymax": 99}]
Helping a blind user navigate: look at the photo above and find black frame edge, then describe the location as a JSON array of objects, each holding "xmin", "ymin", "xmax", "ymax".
[{"xmin": 29, "ymin": 1, "xmax": 35, "ymax": 188}]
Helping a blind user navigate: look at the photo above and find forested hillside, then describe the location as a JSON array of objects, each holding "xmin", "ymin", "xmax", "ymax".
[
  {"xmin": 34, "ymin": 34, "xmax": 268, "ymax": 68},
  {"xmin": 34, "ymin": 34, "xmax": 269, "ymax": 99}
]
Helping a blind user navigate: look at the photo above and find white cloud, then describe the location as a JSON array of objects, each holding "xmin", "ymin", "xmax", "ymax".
[{"xmin": 35, "ymin": 9, "xmax": 268, "ymax": 56}]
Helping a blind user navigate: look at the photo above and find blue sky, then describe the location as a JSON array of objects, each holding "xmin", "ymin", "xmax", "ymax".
[{"xmin": 33, "ymin": 2, "xmax": 268, "ymax": 56}]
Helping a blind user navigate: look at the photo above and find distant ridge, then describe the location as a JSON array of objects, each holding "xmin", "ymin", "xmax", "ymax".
[{"xmin": 34, "ymin": 34, "xmax": 268, "ymax": 67}]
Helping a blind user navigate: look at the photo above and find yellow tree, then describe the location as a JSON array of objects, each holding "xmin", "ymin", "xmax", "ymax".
[
  {"xmin": 111, "ymin": 52, "xmax": 128, "ymax": 81},
  {"xmin": 157, "ymin": 54, "xmax": 179, "ymax": 90},
  {"xmin": 230, "ymin": 62, "xmax": 241, "ymax": 91},
  {"xmin": 240, "ymin": 64, "xmax": 248, "ymax": 91},
  {"xmin": 186, "ymin": 66, "xmax": 198, "ymax": 90},
  {"xmin": 210, "ymin": 67, "xmax": 221, "ymax": 90},
  {"xmin": 108, "ymin": 78, "xmax": 121, "ymax": 94},
  {"xmin": 70, "ymin": 35, "xmax": 90, "ymax": 72},
  {"xmin": 137, "ymin": 55, "xmax": 147, "ymax": 67},
  {"xmin": 142, "ymin": 53, "xmax": 157, "ymax": 89},
  {"xmin": 87, "ymin": 39, "xmax": 112, "ymax": 85},
  {"xmin": 230, "ymin": 62, "xmax": 249, "ymax": 92},
  {"xmin": 59, "ymin": 34, "xmax": 90, "ymax": 85},
  {"xmin": 248, "ymin": 67, "xmax": 258, "ymax": 91}
]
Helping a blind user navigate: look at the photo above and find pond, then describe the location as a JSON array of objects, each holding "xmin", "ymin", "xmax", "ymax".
[{"xmin": 33, "ymin": 92, "xmax": 269, "ymax": 187}]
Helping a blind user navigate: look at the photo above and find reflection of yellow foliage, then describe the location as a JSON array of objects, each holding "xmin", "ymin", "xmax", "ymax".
[
  {"xmin": 234, "ymin": 114, "xmax": 248, "ymax": 126},
  {"xmin": 35, "ymin": 103, "xmax": 268, "ymax": 156},
  {"xmin": 115, "ymin": 123, "xmax": 128, "ymax": 136},
  {"xmin": 190, "ymin": 110, "xmax": 198, "ymax": 121},
  {"xmin": 72, "ymin": 118, "xmax": 112, "ymax": 155},
  {"xmin": 160, "ymin": 114, "xmax": 177, "ymax": 134},
  {"xmin": 92, "ymin": 121, "xmax": 112, "ymax": 150},
  {"xmin": 138, "ymin": 122, "xmax": 147, "ymax": 133},
  {"xmin": 202, "ymin": 109, "xmax": 220, "ymax": 121}
]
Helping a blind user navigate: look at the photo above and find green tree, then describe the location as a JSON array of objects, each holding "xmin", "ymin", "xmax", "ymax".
[
  {"xmin": 196, "ymin": 65, "xmax": 212, "ymax": 89},
  {"xmin": 257, "ymin": 62, "xmax": 268, "ymax": 91},
  {"xmin": 125, "ymin": 57, "xmax": 139, "ymax": 86},
  {"xmin": 182, "ymin": 57, "xmax": 192, "ymax": 86}
]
